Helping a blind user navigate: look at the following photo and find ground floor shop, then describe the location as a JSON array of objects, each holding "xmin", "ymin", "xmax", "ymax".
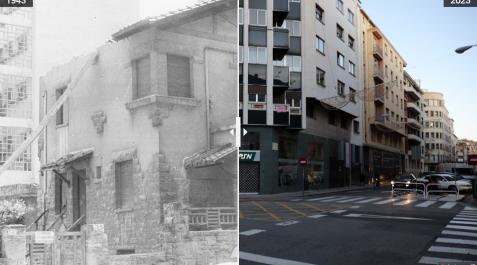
[
  {"xmin": 363, "ymin": 146, "xmax": 404, "ymax": 183},
  {"xmin": 239, "ymin": 126, "xmax": 363, "ymax": 194}
]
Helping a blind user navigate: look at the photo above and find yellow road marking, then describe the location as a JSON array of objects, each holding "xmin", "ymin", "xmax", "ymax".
[
  {"xmin": 252, "ymin": 201, "xmax": 282, "ymax": 222},
  {"xmin": 277, "ymin": 202, "xmax": 307, "ymax": 217},
  {"xmin": 301, "ymin": 203, "xmax": 338, "ymax": 213}
]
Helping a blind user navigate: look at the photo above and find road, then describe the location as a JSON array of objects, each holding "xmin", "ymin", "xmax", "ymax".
[{"xmin": 239, "ymin": 188, "xmax": 477, "ymax": 265}]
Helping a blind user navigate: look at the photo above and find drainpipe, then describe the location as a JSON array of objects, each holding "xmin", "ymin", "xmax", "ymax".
[
  {"xmin": 42, "ymin": 90, "xmax": 47, "ymax": 230},
  {"xmin": 204, "ymin": 48, "xmax": 211, "ymax": 149}
]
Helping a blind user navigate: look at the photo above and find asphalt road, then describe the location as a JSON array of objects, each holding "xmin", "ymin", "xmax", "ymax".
[{"xmin": 239, "ymin": 188, "xmax": 477, "ymax": 265}]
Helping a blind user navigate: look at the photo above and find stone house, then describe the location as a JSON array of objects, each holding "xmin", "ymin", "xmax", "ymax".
[{"xmin": 35, "ymin": 0, "xmax": 237, "ymax": 263}]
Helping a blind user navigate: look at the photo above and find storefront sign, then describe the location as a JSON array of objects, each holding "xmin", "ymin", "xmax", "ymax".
[
  {"xmin": 469, "ymin": 155, "xmax": 477, "ymax": 165},
  {"xmin": 239, "ymin": 150, "xmax": 260, "ymax": 162}
]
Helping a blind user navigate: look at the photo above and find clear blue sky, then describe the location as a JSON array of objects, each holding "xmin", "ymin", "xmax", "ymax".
[{"xmin": 361, "ymin": 0, "xmax": 477, "ymax": 141}]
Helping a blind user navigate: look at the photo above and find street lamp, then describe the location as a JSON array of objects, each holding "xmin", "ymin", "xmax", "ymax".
[{"xmin": 455, "ymin": 44, "xmax": 477, "ymax": 54}]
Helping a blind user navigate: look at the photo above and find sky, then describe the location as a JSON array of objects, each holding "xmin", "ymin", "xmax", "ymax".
[
  {"xmin": 361, "ymin": 0, "xmax": 477, "ymax": 141},
  {"xmin": 35, "ymin": 0, "xmax": 200, "ymax": 76}
]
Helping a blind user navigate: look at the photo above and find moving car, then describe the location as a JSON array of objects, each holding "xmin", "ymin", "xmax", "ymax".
[
  {"xmin": 418, "ymin": 173, "xmax": 472, "ymax": 192},
  {"xmin": 391, "ymin": 174, "xmax": 422, "ymax": 190}
]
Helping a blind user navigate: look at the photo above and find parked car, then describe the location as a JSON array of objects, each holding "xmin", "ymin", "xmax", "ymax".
[{"xmin": 418, "ymin": 173, "xmax": 472, "ymax": 192}]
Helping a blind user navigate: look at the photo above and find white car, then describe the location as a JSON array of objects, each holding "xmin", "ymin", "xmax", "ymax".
[{"xmin": 418, "ymin": 173, "xmax": 472, "ymax": 192}]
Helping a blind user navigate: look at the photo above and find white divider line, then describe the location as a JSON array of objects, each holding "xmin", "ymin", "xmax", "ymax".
[
  {"xmin": 320, "ymin": 196, "xmax": 350, "ymax": 202},
  {"xmin": 276, "ymin": 220, "xmax": 300, "ymax": 226},
  {"xmin": 418, "ymin": 256, "xmax": 470, "ymax": 264},
  {"xmin": 415, "ymin": 201, "xmax": 437, "ymax": 208},
  {"xmin": 439, "ymin": 202, "xmax": 457, "ymax": 209},
  {"xmin": 442, "ymin": 230, "xmax": 477, "ymax": 238},
  {"xmin": 306, "ymin": 196, "xmax": 337, "ymax": 202},
  {"xmin": 436, "ymin": 237, "xmax": 477, "ymax": 246},
  {"xmin": 428, "ymin": 245, "xmax": 477, "ymax": 255},
  {"xmin": 335, "ymin": 197, "xmax": 367, "ymax": 203},
  {"xmin": 240, "ymin": 251, "xmax": 317, "ymax": 265},
  {"xmin": 450, "ymin": 220, "xmax": 477, "ymax": 226},
  {"xmin": 240, "ymin": 229, "xmax": 266, "ymax": 236},
  {"xmin": 308, "ymin": 214, "xmax": 327, "ymax": 219},
  {"xmin": 374, "ymin": 198, "xmax": 398, "ymax": 205},
  {"xmin": 446, "ymin": 225, "xmax": 477, "ymax": 231},
  {"xmin": 331, "ymin": 209, "xmax": 347, "ymax": 214},
  {"xmin": 344, "ymin": 213, "xmax": 431, "ymax": 221},
  {"xmin": 356, "ymin": 197, "xmax": 382, "ymax": 204}
]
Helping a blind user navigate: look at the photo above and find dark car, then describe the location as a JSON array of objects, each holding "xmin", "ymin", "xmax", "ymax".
[{"xmin": 391, "ymin": 174, "xmax": 421, "ymax": 190}]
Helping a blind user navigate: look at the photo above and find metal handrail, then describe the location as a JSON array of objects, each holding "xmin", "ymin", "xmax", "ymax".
[
  {"xmin": 391, "ymin": 181, "xmax": 426, "ymax": 197},
  {"xmin": 26, "ymin": 209, "xmax": 49, "ymax": 231},
  {"xmin": 426, "ymin": 181, "xmax": 460, "ymax": 198}
]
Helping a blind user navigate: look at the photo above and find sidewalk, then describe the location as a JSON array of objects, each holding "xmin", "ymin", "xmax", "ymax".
[{"xmin": 240, "ymin": 184, "xmax": 376, "ymax": 202}]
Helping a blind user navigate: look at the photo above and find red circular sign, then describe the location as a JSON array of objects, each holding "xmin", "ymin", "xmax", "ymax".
[{"xmin": 298, "ymin": 157, "xmax": 307, "ymax": 165}]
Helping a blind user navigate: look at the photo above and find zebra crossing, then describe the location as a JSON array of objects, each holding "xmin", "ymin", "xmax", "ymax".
[
  {"xmin": 303, "ymin": 195, "xmax": 461, "ymax": 210},
  {"xmin": 418, "ymin": 207, "xmax": 477, "ymax": 264}
]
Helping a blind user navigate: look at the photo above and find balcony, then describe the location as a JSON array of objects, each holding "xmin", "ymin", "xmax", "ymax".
[
  {"xmin": 373, "ymin": 66, "xmax": 384, "ymax": 83},
  {"xmin": 273, "ymin": 103, "xmax": 289, "ymax": 126},
  {"xmin": 374, "ymin": 84, "xmax": 385, "ymax": 104},
  {"xmin": 248, "ymin": 102, "xmax": 267, "ymax": 124},
  {"xmin": 406, "ymin": 117, "xmax": 421, "ymax": 129},
  {"xmin": 273, "ymin": 28, "xmax": 289, "ymax": 60},
  {"xmin": 189, "ymin": 207, "xmax": 237, "ymax": 231},
  {"xmin": 404, "ymin": 86, "xmax": 420, "ymax": 100},
  {"xmin": 406, "ymin": 102, "xmax": 421, "ymax": 114},
  {"xmin": 407, "ymin": 133, "xmax": 423, "ymax": 144},
  {"xmin": 372, "ymin": 115, "xmax": 405, "ymax": 135},
  {"xmin": 373, "ymin": 45, "xmax": 383, "ymax": 60},
  {"xmin": 273, "ymin": 0, "xmax": 289, "ymax": 26},
  {"xmin": 273, "ymin": 66, "xmax": 289, "ymax": 87}
]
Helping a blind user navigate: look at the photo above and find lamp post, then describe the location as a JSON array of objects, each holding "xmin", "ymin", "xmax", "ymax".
[{"xmin": 455, "ymin": 44, "xmax": 477, "ymax": 54}]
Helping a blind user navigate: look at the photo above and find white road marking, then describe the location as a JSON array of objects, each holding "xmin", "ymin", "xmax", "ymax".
[
  {"xmin": 320, "ymin": 196, "xmax": 350, "ymax": 202},
  {"xmin": 450, "ymin": 220, "xmax": 477, "ymax": 226},
  {"xmin": 276, "ymin": 220, "xmax": 300, "ymax": 226},
  {"xmin": 356, "ymin": 197, "xmax": 382, "ymax": 204},
  {"xmin": 446, "ymin": 225, "xmax": 477, "ymax": 231},
  {"xmin": 306, "ymin": 196, "xmax": 338, "ymax": 202},
  {"xmin": 428, "ymin": 245, "xmax": 477, "ymax": 255},
  {"xmin": 439, "ymin": 202, "xmax": 457, "ymax": 209},
  {"xmin": 459, "ymin": 212, "xmax": 477, "ymax": 216},
  {"xmin": 374, "ymin": 198, "xmax": 398, "ymax": 205},
  {"xmin": 331, "ymin": 209, "xmax": 347, "ymax": 214},
  {"xmin": 308, "ymin": 214, "xmax": 326, "ymax": 219},
  {"xmin": 415, "ymin": 201, "xmax": 437, "ymax": 208},
  {"xmin": 457, "ymin": 214, "xmax": 477, "ymax": 219},
  {"xmin": 350, "ymin": 205, "xmax": 361, "ymax": 209},
  {"xmin": 436, "ymin": 237, "xmax": 477, "ymax": 246},
  {"xmin": 344, "ymin": 213, "xmax": 431, "ymax": 221},
  {"xmin": 393, "ymin": 199, "xmax": 415, "ymax": 206},
  {"xmin": 290, "ymin": 199, "xmax": 302, "ymax": 202},
  {"xmin": 239, "ymin": 252, "xmax": 317, "ymax": 265},
  {"xmin": 418, "ymin": 256, "xmax": 469, "ymax": 264},
  {"xmin": 442, "ymin": 230, "xmax": 477, "ymax": 238},
  {"xmin": 465, "ymin": 206, "xmax": 477, "ymax": 211},
  {"xmin": 454, "ymin": 217, "xmax": 477, "ymax": 221},
  {"xmin": 240, "ymin": 229, "xmax": 266, "ymax": 236},
  {"xmin": 335, "ymin": 197, "xmax": 367, "ymax": 203}
]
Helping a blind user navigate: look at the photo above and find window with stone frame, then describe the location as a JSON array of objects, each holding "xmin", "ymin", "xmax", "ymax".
[
  {"xmin": 56, "ymin": 87, "xmax": 66, "ymax": 126},
  {"xmin": 115, "ymin": 159, "xmax": 134, "ymax": 209},
  {"xmin": 132, "ymin": 56, "xmax": 151, "ymax": 99},
  {"xmin": 167, "ymin": 54, "xmax": 191, "ymax": 98}
]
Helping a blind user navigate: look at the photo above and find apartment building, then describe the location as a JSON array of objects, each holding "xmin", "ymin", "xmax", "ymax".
[
  {"xmin": 456, "ymin": 139, "xmax": 477, "ymax": 163},
  {"xmin": 239, "ymin": 0, "xmax": 304, "ymax": 194},
  {"xmin": 239, "ymin": 0, "xmax": 364, "ymax": 194},
  {"xmin": 36, "ymin": 1, "xmax": 237, "ymax": 263},
  {"xmin": 423, "ymin": 91, "xmax": 454, "ymax": 171},
  {"xmin": 403, "ymin": 71, "xmax": 425, "ymax": 175},
  {"xmin": 360, "ymin": 9, "xmax": 407, "ymax": 182},
  {"xmin": 0, "ymin": 8, "xmax": 37, "ymax": 187}
]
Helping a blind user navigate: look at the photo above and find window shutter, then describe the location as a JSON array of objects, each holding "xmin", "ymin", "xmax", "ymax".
[{"xmin": 167, "ymin": 55, "xmax": 191, "ymax": 97}]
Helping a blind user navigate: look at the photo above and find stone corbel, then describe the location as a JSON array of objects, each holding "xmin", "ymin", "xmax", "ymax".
[
  {"xmin": 91, "ymin": 111, "xmax": 107, "ymax": 134},
  {"xmin": 149, "ymin": 105, "xmax": 172, "ymax": 127}
]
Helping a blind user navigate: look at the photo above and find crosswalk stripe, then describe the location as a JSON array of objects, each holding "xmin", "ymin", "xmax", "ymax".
[
  {"xmin": 428, "ymin": 245, "xmax": 477, "ymax": 255},
  {"xmin": 393, "ymin": 199, "xmax": 415, "ymax": 206},
  {"xmin": 320, "ymin": 196, "xmax": 350, "ymax": 202},
  {"xmin": 446, "ymin": 225, "xmax": 477, "ymax": 231},
  {"xmin": 308, "ymin": 214, "xmax": 326, "ymax": 219},
  {"xmin": 240, "ymin": 229, "xmax": 266, "ymax": 236},
  {"xmin": 465, "ymin": 206, "xmax": 477, "ymax": 211},
  {"xmin": 442, "ymin": 230, "xmax": 477, "ymax": 238},
  {"xmin": 374, "ymin": 198, "xmax": 398, "ymax": 205},
  {"xmin": 331, "ymin": 209, "xmax": 347, "ymax": 214},
  {"xmin": 436, "ymin": 237, "xmax": 477, "ymax": 246},
  {"xmin": 450, "ymin": 220, "xmax": 477, "ymax": 226},
  {"xmin": 335, "ymin": 197, "xmax": 367, "ymax": 203},
  {"xmin": 415, "ymin": 201, "xmax": 437, "ymax": 208},
  {"xmin": 439, "ymin": 202, "xmax": 457, "ymax": 209},
  {"xmin": 454, "ymin": 217, "xmax": 477, "ymax": 221},
  {"xmin": 306, "ymin": 196, "xmax": 338, "ymax": 202},
  {"xmin": 418, "ymin": 256, "xmax": 468, "ymax": 264},
  {"xmin": 356, "ymin": 197, "xmax": 382, "ymax": 204},
  {"xmin": 457, "ymin": 215, "xmax": 477, "ymax": 219},
  {"xmin": 459, "ymin": 212, "xmax": 477, "ymax": 216}
]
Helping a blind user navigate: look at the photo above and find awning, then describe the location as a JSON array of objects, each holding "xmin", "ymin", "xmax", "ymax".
[
  {"xmin": 41, "ymin": 147, "xmax": 94, "ymax": 170},
  {"xmin": 184, "ymin": 143, "xmax": 236, "ymax": 169}
]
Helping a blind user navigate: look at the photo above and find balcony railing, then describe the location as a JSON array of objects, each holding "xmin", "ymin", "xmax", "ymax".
[
  {"xmin": 374, "ymin": 84, "xmax": 385, "ymax": 104},
  {"xmin": 373, "ymin": 66, "xmax": 384, "ymax": 82},
  {"xmin": 248, "ymin": 102, "xmax": 266, "ymax": 110},
  {"xmin": 189, "ymin": 207, "xmax": 237, "ymax": 231},
  {"xmin": 374, "ymin": 115, "xmax": 404, "ymax": 133},
  {"xmin": 407, "ymin": 133, "xmax": 422, "ymax": 143},
  {"xmin": 373, "ymin": 45, "xmax": 383, "ymax": 60},
  {"xmin": 406, "ymin": 117, "xmax": 421, "ymax": 129},
  {"xmin": 289, "ymin": 106, "xmax": 301, "ymax": 115},
  {"xmin": 273, "ymin": 28, "xmax": 289, "ymax": 60},
  {"xmin": 406, "ymin": 102, "xmax": 421, "ymax": 113}
]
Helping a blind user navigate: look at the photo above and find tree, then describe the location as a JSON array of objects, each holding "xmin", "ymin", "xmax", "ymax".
[{"xmin": 0, "ymin": 199, "xmax": 29, "ymax": 225}]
